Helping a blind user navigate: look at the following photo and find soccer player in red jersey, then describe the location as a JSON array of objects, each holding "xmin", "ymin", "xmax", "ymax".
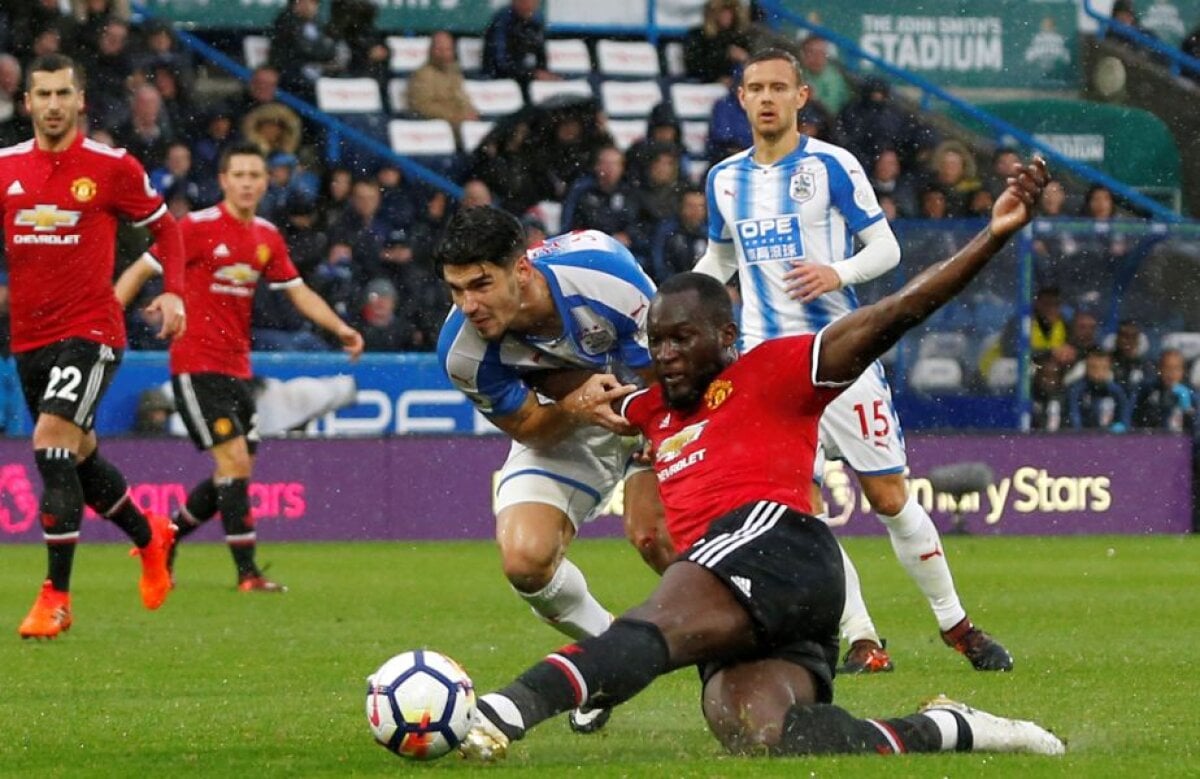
[
  {"xmin": 1, "ymin": 54, "xmax": 187, "ymax": 639},
  {"xmin": 119, "ymin": 141, "xmax": 363, "ymax": 592},
  {"xmin": 458, "ymin": 159, "xmax": 1067, "ymax": 760}
]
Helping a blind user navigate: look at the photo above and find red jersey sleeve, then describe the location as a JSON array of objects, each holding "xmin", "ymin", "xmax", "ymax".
[
  {"xmin": 620, "ymin": 387, "xmax": 657, "ymax": 434},
  {"xmin": 111, "ymin": 152, "xmax": 167, "ymax": 225},
  {"xmin": 263, "ymin": 224, "xmax": 301, "ymax": 286}
]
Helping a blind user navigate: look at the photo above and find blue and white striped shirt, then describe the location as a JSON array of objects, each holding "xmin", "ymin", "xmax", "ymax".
[{"xmin": 438, "ymin": 230, "xmax": 655, "ymax": 418}]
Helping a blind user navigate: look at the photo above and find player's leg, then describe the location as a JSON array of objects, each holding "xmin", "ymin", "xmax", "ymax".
[
  {"xmin": 826, "ymin": 366, "xmax": 1013, "ymax": 671},
  {"xmin": 494, "ymin": 431, "xmax": 629, "ymax": 640},
  {"xmin": 857, "ymin": 470, "xmax": 1012, "ymax": 671},
  {"xmin": 813, "ymin": 445, "xmax": 891, "ymax": 673},
  {"xmin": 462, "ymin": 502, "xmax": 824, "ymax": 758},
  {"xmin": 209, "ymin": 436, "xmax": 277, "ymax": 591}
]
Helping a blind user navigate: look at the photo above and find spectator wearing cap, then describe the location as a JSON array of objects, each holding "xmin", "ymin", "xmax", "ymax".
[
  {"xmin": 191, "ymin": 103, "xmax": 238, "ymax": 195},
  {"xmin": 561, "ymin": 145, "xmax": 637, "ymax": 249},
  {"xmin": 408, "ymin": 31, "xmax": 479, "ymax": 132},
  {"xmin": 837, "ymin": 76, "xmax": 936, "ymax": 171},
  {"xmin": 520, "ymin": 214, "xmax": 548, "ymax": 246},
  {"xmin": 625, "ymin": 102, "xmax": 685, "ymax": 190},
  {"xmin": 374, "ymin": 230, "xmax": 447, "ymax": 350},
  {"xmin": 280, "ymin": 190, "xmax": 329, "ymax": 281},
  {"xmin": 259, "ymin": 151, "xmax": 302, "ymax": 223},
  {"xmin": 354, "ymin": 278, "xmax": 418, "ymax": 352},
  {"xmin": 650, "ymin": 186, "xmax": 707, "ymax": 284}
]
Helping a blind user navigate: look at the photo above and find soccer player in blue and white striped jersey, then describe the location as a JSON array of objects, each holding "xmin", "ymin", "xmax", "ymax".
[
  {"xmin": 436, "ymin": 207, "xmax": 667, "ymax": 733},
  {"xmin": 694, "ymin": 48, "xmax": 1012, "ymax": 673}
]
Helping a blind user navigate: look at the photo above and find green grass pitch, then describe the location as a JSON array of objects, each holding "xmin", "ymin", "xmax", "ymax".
[{"xmin": 2, "ymin": 534, "xmax": 1198, "ymax": 777}]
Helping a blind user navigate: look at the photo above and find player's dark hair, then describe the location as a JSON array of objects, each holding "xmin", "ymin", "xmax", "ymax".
[
  {"xmin": 657, "ymin": 272, "xmax": 734, "ymax": 325},
  {"xmin": 434, "ymin": 206, "xmax": 525, "ymax": 272},
  {"xmin": 218, "ymin": 141, "xmax": 267, "ymax": 173},
  {"xmin": 27, "ymin": 53, "xmax": 85, "ymax": 90},
  {"xmin": 1083, "ymin": 346, "xmax": 1111, "ymax": 361},
  {"xmin": 744, "ymin": 47, "xmax": 805, "ymax": 86}
]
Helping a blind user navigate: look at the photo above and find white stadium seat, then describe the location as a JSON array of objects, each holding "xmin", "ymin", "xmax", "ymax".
[
  {"xmin": 669, "ymin": 82, "xmax": 727, "ymax": 120},
  {"xmin": 600, "ymin": 80, "xmax": 663, "ymax": 118},
  {"xmin": 910, "ymin": 357, "xmax": 964, "ymax": 393},
  {"xmin": 986, "ymin": 357, "xmax": 1019, "ymax": 392},
  {"xmin": 663, "ymin": 40, "xmax": 686, "ymax": 78},
  {"xmin": 681, "ymin": 120, "xmax": 709, "ymax": 157},
  {"xmin": 918, "ymin": 331, "xmax": 970, "ymax": 362},
  {"xmin": 243, "ymin": 35, "xmax": 270, "ymax": 69},
  {"xmin": 463, "ymin": 79, "xmax": 524, "ymax": 117},
  {"xmin": 529, "ymin": 79, "xmax": 594, "ymax": 105},
  {"xmin": 1190, "ymin": 357, "xmax": 1200, "ymax": 390},
  {"xmin": 315, "ymin": 78, "xmax": 383, "ymax": 114},
  {"xmin": 1162, "ymin": 331, "xmax": 1200, "ymax": 362},
  {"xmin": 530, "ymin": 200, "xmax": 563, "ymax": 234},
  {"xmin": 387, "ymin": 78, "xmax": 408, "ymax": 113},
  {"xmin": 606, "ymin": 119, "xmax": 647, "ymax": 151},
  {"xmin": 547, "ymin": 39, "xmax": 592, "ymax": 75},
  {"xmin": 596, "ymin": 40, "xmax": 660, "ymax": 77},
  {"xmin": 459, "ymin": 120, "xmax": 494, "ymax": 153},
  {"xmin": 388, "ymin": 119, "xmax": 457, "ymax": 156},
  {"xmin": 387, "ymin": 36, "xmax": 430, "ymax": 73},
  {"xmin": 457, "ymin": 36, "xmax": 483, "ymax": 72}
]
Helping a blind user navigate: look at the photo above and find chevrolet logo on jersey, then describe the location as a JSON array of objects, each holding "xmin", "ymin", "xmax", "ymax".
[
  {"xmin": 656, "ymin": 420, "xmax": 709, "ymax": 463},
  {"xmin": 734, "ymin": 216, "xmax": 805, "ymax": 264},
  {"xmin": 214, "ymin": 263, "xmax": 261, "ymax": 284},
  {"xmin": 15, "ymin": 205, "xmax": 82, "ymax": 231}
]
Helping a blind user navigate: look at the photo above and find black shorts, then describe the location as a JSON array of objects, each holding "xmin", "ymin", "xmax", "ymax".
[
  {"xmin": 683, "ymin": 501, "xmax": 845, "ymax": 704},
  {"xmin": 172, "ymin": 372, "xmax": 260, "ymax": 454},
  {"xmin": 15, "ymin": 338, "xmax": 123, "ymax": 432}
]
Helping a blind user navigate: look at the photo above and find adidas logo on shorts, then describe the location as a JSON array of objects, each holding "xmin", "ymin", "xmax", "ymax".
[{"xmin": 731, "ymin": 576, "xmax": 753, "ymax": 597}]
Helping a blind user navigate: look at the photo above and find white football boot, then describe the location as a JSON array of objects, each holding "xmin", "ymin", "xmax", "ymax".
[{"xmin": 921, "ymin": 695, "xmax": 1066, "ymax": 756}]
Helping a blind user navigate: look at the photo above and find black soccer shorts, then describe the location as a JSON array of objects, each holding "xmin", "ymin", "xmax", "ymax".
[
  {"xmin": 15, "ymin": 338, "xmax": 123, "ymax": 433},
  {"xmin": 172, "ymin": 372, "xmax": 260, "ymax": 453},
  {"xmin": 684, "ymin": 500, "xmax": 845, "ymax": 703}
]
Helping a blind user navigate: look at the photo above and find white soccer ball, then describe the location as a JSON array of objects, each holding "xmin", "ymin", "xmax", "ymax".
[{"xmin": 366, "ymin": 649, "xmax": 476, "ymax": 760}]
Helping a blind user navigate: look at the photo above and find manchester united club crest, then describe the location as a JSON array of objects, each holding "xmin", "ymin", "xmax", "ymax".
[
  {"xmin": 789, "ymin": 171, "xmax": 815, "ymax": 203},
  {"xmin": 70, "ymin": 177, "xmax": 97, "ymax": 203},
  {"xmin": 704, "ymin": 379, "xmax": 734, "ymax": 410},
  {"xmin": 256, "ymin": 243, "xmax": 270, "ymax": 266}
]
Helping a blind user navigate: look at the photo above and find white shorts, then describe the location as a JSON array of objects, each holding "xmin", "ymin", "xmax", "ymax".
[
  {"xmin": 494, "ymin": 426, "xmax": 648, "ymax": 529},
  {"xmin": 816, "ymin": 361, "xmax": 907, "ymax": 479}
]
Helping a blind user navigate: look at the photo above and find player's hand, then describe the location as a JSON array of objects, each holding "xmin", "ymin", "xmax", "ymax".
[
  {"xmin": 564, "ymin": 373, "xmax": 638, "ymax": 435},
  {"xmin": 337, "ymin": 326, "xmax": 364, "ymax": 362},
  {"xmin": 146, "ymin": 292, "xmax": 186, "ymax": 340},
  {"xmin": 990, "ymin": 157, "xmax": 1048, "ymax": 239},
  {"xmin": 783, "ymin": 262, "xmax": 842, "ymax": 303}
]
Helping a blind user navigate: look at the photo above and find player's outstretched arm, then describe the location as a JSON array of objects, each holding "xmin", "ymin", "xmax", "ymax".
[
  {"xmin": 285, "ymin": 283, "xmax": 364, "ymax": 360},
  {"xmin": 817, "ymin": 158, "xmax": 1048, "ymax": 385},
  {"xmin": 489, "ymin": 375, "xmax": 635, "ymax": 449}
]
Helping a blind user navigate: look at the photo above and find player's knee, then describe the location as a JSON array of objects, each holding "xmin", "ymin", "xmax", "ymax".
[
  {"xmin": 498, "ymin": 541, "xmax": 560, "ymax": 591},
  {"xmin": 702, "ymin": 692, "xmax": 782, "ymax": 755},
  {"xmin": 862, "ymin": 476, "xmax": 908, "ymax": 516}
]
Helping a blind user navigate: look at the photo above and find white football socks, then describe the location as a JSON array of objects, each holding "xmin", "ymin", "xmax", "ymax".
[
  {"xmin": 878, "ymin": 494, "xmax": 966, "ymax": 631},
  {"xmin": 517, "ymin": 558, "xmax": 614, "ymax": 640},
  {"xmin": 835, "ymin": 537, "xmax": 881, "ymax": 645}
]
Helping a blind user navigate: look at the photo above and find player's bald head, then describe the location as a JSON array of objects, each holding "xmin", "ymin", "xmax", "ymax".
[{"xmin": 653, "ymin": 272, "xmax": 734, "ymax": 329}]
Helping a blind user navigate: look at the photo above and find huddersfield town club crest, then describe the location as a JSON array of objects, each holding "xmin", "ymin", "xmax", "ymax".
[{"xmin": 789, "ymin": 171, "xmax": 815, "ymax": 203}]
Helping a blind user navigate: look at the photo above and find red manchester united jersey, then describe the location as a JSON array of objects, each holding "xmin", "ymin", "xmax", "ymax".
[
  {"xmin": 0, "ymin": 134, "xmax": 168, "ymax": 352},
  {"xmin": 622, "ymin": 334, "xmax": 844, "ymax": 551},
  {"xmin": 166, "ymin": 203, "xmax": 299, "ymax": 378}
]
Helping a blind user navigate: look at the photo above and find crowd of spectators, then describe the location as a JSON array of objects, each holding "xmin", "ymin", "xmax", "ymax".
[{"xmin": 0, "ymin": 0, "xmax": 1191, "ymax": 426}]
